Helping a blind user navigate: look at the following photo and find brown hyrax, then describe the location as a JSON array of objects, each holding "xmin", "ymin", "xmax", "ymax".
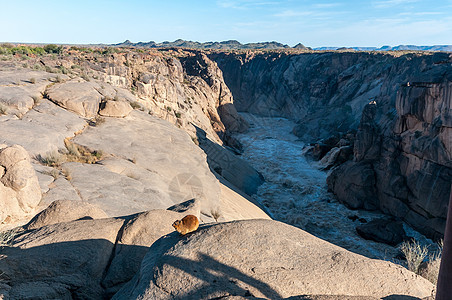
[{"xmin": 172, "ymin": 215, "xmax": 199, "ymax": 235}]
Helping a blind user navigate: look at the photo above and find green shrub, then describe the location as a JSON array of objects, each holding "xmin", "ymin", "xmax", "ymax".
[{"xmin": 44, "ymin": 44, "xmax": 62, "ymax": 54}]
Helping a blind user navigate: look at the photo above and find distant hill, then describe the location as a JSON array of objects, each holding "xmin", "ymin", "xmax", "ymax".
[
  {"xmin": 314, "ymin": 45, "xmax": 452, "ymax": 52},
  {"xmin": 113, "ymin": 39, "xmax": 310, "ymax": 50},
  {"xmin": 113, "ymin": 40, "xmax": 452, "ymax": 52}
]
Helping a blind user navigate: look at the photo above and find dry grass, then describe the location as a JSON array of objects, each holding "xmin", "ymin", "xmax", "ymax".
[
  {"xmin": 400, "ymin": 239, "xmax": 428, "ymax": 275},
  {"xmin": 36, "ymin": 141, "xmax": 104, "ymax": 168},
  {"xmin": 0, "ymin": 104, "xmax": 7, "ymax": 115},
  {"xmin": 61, "ymin": 167, "xmax": 72, "ymax": 181},
  {"xmin": 42, "ymin": 168, "xmax": 60, "ymax": 179},
  {"xmin": 211, "ymin": 209, "xmax": 221, "ymax": 222},
  {"xmin": 421, "ymin": 239, "xmax": 443, "ymax": 285},
  {"xmin": 0, "ymin": 228, "xmax": 18, "ymax": 248},
  {"xmin": 36, "ymin": 150, "xmax": 66, "ymax": 167},
  {"xmin": 64, "ymin": 140, "xmax": 104, "ymax": 164}
]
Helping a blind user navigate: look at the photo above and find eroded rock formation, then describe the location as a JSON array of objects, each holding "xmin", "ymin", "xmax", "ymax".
[
  {"xmin": 0, "ymin": 145, "xmax": 41, "ymax": 224},
  {"xmin": 211, "ymin": 50, "xmax": 452, "ymax": 239}
]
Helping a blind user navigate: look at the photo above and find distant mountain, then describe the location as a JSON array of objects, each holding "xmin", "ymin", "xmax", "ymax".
[
  {"xmin": 314, "ymin": 45, "xmax": 452, "ymax": 52},
  {"xmin": 112, "ymin": 39, "xmax": 311, "ymax": 50},
  {"xmin": 113, "ymin": 40, "xmax": 452, "ymax": 52}
]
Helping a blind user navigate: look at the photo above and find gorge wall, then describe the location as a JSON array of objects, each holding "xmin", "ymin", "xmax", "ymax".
[{"xmin": 210, "ymin": 50, "xmax": 452, "ymax": 239}]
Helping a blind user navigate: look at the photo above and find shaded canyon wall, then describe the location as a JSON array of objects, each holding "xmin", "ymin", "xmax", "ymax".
[{"xmin": 210, "ymin": 50, "xmax": 452, "ymax": 239}]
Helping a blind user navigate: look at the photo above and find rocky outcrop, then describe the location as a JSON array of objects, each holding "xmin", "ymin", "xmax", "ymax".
[
  {"xmin": 0, "ymin": 145, "xmax": 41, "ymax": 224},
  {"xmin": 0, "ymin": 199, "xmax": 268, "ymax": 299},
  {"xmin": 329, "ymin": 76, "xmax": 452, "ymax": 239},
  {"xmin": 46, "ymin": 80, "xmax": 104, "ymax": 118},
  {"xmin": 114, "ymin": 219, "xmax": 434, "ymax": 299},
  {"xmin": 211, "ymin": 50, "xmax": 451, "ymax": 239},
  {"xmin": 0, "ymin": 69, "xmax": 63, "ymax": 116},
  {"xmin": 211, "ymin": 51, "xmax": 451, "ymax": 142}
]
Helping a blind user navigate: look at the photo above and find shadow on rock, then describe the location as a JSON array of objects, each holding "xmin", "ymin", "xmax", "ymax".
[{"xmin": 194, "ymin": 125, "xmax": 264, "ymax": 196}]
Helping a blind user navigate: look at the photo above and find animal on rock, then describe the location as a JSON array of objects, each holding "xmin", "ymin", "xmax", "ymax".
[{"xmin": 172, "ymin": 215, "xmax": 199, "ymax": 235}]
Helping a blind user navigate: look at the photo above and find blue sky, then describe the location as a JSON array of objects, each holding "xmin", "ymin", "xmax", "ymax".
[{"xmin": 1, "ymin": 0, "xmax": 451, "ymax": 47}]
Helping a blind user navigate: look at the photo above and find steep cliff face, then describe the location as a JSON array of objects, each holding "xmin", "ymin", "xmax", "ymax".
[
  {"xmin": 36, "ymin": 49, "xmax": 248, "ymax": 144},
  {"xmin": 211, "ymin": 50, "xmax": 452, "ymax": 239},
  {"xmin": 211, "ymin": 51, "xmax": 452, "ymax": 141}
]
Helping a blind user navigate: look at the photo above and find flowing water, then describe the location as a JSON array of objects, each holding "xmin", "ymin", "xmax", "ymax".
[{"xmin": 234, "ymin": 113, "xmax": 434, "ymax": 260}]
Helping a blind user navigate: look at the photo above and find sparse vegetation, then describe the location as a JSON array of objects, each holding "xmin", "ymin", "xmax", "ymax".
[
  {"xmin": 29, "ymin": 77, "xmax": 36, "ymax": 84},
  {"xmin": 130, "ymin": 101, "xmax": 141, "ymax": 109},
  {"xmin": 36, "ymin": 150, "xmax": 66, "ymax": 167},
  {"xmin": 211, "ymin": 209, "xmax": 221, "ymax": 222},
  {"xmin": 42, "ymin": 168, "xmax": 60, "ymax": 179},
  {"xmin": 32, "ymin": 95, "xmax": 41, "ymax": 104},
  {"xmin": 175, "ymin": 112, "xmax": 181, "ymax": 118},
  {"xmin": 81, "ymin": 73, "xmax": 90, "ymax": 81},
  {"xmin": 0, "ymin": 228, "xmax": 19, "ymax": 248},
  {"xmin": 421, "ymin": 239, "xmax": 443, "ymax": 284},
  {"xmin": 45, "ymin": 66, "xmax": 55, "ymax": 73},
  {"xmin": 0, "ymin": 104, "xmax": 7, "ymax": 115},
  {"xmin": 43, "ymin": 44, "xmax": 63, "ymax": 54},
  {"xmin": 61, "ymin": 167, "xmax": 72, "ymax": 181},
  {"xmin": 399, "ymin": 239, "xmax": 428, "ymax": 275},
  {"xmin": 63, "ymin": 140, "xmax": 104, "ymax": 164},
  {"xmin": 93, "ymin": 115, "xmax": 105, "ymax": 126}
]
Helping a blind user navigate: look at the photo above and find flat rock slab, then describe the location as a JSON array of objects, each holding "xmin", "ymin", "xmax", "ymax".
[
  {"xmin": 115, "ymin": 219, "xmax": 434, "ymax": 300},
  {"xmin": 62, "ymin": 161, "xmax": 171, "ymax": 216},
  {"xmin": 0, "ymin": 100, "xmax": 86, "ymax": 156},
  {"xmin": 73, "ymin": 110, "xmax": 221, "ymax": 217}
]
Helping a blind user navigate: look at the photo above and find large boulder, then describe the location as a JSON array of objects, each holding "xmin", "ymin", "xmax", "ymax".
[
  {"xmin": 45, "ymin": 80, "xmax": 103, "ymax": 118},
  {"xmin": 114, "ymin": 219, "xmax": 434, "ymax": 299},
  {"xmin": 0, "ymin": 200, "xmax": 204, "ymax": 299},
  {"xmin": 98, "ymin": 100, "xmax": 133, "ymax": 118},
  {"xmin": 0, "ymin": 145, "xmax": 41, "ymax": 224},
  {"xmin": 101, "ymin": 200, "xmax": 200, "ymax": 297},
  {"xmin": 0, "ymin": 218, "xmax": 125, "ymax": 299},
  {"xmin": 327, "ymin": 161, "xmax": 378, "ymax": 210},
  {"xmin": 356, "ymin": 217, "xmax": 409, "ymax": 246},
  {"xmin": 24, "ymin": 200, "xmax": 108, "ymax": 230}
]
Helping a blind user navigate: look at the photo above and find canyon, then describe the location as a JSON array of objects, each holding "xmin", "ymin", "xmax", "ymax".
[
  {"xmin": 0, "ymin": 45, "xmax": 450, "ymax": 299},
  {"xmin": 211, "ymin": 50, "xmax": 452, "ymax": 240}
]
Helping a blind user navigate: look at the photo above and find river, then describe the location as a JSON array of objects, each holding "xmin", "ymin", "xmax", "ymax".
[{"xmin": 234, "ymin": 113, "xmax": 434, "ymax": 260}]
